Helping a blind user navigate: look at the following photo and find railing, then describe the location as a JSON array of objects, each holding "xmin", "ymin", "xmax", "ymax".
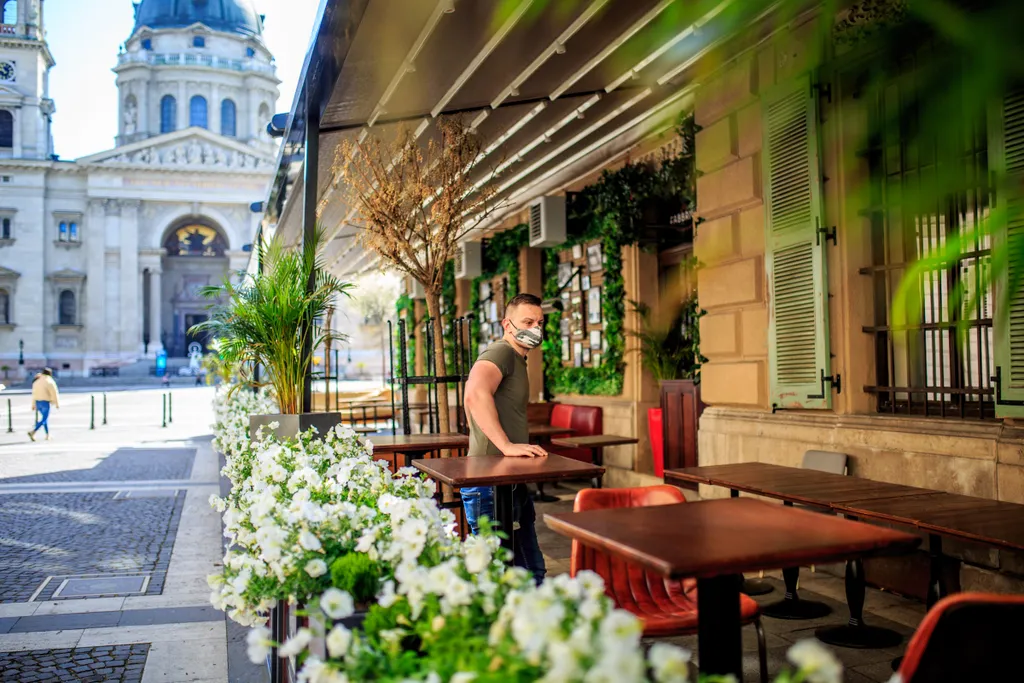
[
  {"xmin": 0, "ymin": 25, "xmax": 16, "ymax": 35},
  {"xmin": 117, "ymin": 51, "xmax": 276, "ymax": 75}
]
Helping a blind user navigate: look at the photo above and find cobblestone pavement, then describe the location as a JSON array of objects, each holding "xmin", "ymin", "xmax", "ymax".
[
  {"xmin": 0, "ymin": 448, "xmax": 195, "ymax": 485},
  {"xmin": 0, "ymin": 491, "xmax": 185, "ymax": 603},
  {"xmin": 0, "ymin": 644, "xmax": 149, "ymax": 682}
]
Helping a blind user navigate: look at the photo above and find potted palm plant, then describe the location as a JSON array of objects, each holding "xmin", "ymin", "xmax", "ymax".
[
  {"xmin": 629, "ymin": 295, "xmax": 703, "ymax": 477},
  {"xmin": 192, "ymin": 225, "xmax": 353, "ymax": 441}
]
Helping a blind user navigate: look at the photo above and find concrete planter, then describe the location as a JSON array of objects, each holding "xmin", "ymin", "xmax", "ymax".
[{"xmin": 249, "ymin": 412, "xmax": 343, "ymax": 442}]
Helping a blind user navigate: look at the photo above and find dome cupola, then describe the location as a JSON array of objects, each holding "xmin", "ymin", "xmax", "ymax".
[{"xmin": 132, "ymin": 0, "xmax": 263, "ymax": 37}]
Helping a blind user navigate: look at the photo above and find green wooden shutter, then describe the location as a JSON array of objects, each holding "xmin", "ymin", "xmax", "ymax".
[
  {"xmin": 991, "ymin": 88, "xmax": 1024, "ymax": 417},
  {"xmin": 763, "ymin": 75, "xmax": 832, "ymax": 410}
]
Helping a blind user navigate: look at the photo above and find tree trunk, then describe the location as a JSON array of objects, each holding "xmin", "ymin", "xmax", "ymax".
[{"xmin": 424, "ymin": 291, "xmax": 451, "ymax": 436}]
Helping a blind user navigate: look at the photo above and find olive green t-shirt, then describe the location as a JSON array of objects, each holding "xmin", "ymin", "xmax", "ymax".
[{"xmin": 468, "ymin": 340, "xmax": 529, "ymax": 456}]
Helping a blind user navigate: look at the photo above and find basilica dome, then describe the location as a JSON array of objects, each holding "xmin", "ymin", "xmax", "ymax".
[{"xmin": 133, "ymin": 0, "xmax": 263, "ymax": 37}]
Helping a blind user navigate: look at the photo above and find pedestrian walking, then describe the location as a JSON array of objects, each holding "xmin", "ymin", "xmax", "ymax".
[
  {"xmin": 28, "ymin": 368, "xmax": 60, "ymax": 441},
  {"xmin": 462, "ymin": 292, "xmax": 547, "ymax": 585}
]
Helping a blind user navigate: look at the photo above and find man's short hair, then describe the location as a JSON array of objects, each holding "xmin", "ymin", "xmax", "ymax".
[
  {"xmin": 42, "ymin": 368, "xmax": 53, "ymax": 376},
  {"xmin": 505, "ymin": 292, "xmax": 542, "ymax": 318}
]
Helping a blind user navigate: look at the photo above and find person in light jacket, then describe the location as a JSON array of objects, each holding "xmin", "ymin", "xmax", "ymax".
[{"xmin": 28, "ymin": 368, "xmax": 60, "ymax": 441}]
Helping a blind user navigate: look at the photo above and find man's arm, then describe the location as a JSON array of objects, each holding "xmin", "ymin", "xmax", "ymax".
[{"xmin": 464, "ymin": 361, "xmax": 546, "ymax": 458}]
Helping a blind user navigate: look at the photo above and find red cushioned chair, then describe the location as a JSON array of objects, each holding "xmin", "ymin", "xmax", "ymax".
[
  {"xmin": 897, "ymin": 593, "xmax": 1024, "ymax": 682},
  {"xmin": 548, "ymin": 404, "xmax": 603, "ymax": 462},
  {"xmin": 571, "ymin": 485, "xmax": 768, "ymax": 682}
]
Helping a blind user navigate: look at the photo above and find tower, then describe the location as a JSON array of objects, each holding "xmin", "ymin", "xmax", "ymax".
[
  {"xmin": 0, "ymin": 0, "xmax": 55, "ymax": 160},
  {"xmin": 113, "ymin": 0, "xmax": 279, "ymax": 151}
]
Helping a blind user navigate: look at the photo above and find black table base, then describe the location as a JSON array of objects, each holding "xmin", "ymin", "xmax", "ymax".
[
  {"xmin": 761, "ymin": 566, "xmax": 832, "ymax": 620},
  {"xmin": 697, "ymin": 574, "xmax": 744, "ymax": 680},
  {"xmin": 741, "ymin": 578, "xmax": 775, "ymax": 596},
  {"xmin": 816, "ymin": 557, "xmax": 904, "ymax": 650}
]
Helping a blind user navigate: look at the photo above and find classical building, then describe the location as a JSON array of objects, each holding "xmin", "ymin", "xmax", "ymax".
[{"xmin": 0, "ymin": 0, "xmax": 278, "ymax": 377}]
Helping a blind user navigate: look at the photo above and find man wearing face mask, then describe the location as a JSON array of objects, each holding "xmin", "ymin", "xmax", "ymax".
[{"xmin": 462, "ymin": 292, "xmax": 547, "ymax": 584}]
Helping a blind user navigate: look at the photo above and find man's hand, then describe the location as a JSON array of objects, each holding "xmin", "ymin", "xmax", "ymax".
[{"xmin": 501, "ymin": 443, "xmax": 548, "ymax": 458}]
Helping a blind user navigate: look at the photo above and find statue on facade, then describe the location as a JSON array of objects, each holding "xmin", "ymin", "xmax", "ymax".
[
  {"xmin": 187, "ymin": 139, "xmax": 203, "ymax": 164},
  {"xmin": 135, "ymin": 147, "xmax": 152, "ymax": 164},
  {"xmin": 188, "ymin": 343, "xmax": 203, "ymax": 375},
  {"xmin": 123, "ymin": 99, "xmax": 138, "ymax": 136}
]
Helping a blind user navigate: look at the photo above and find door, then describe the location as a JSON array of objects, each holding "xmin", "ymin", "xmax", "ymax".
[{"xmin": 184, "ymin": 313, "xmax": 209, "ymax": 354}]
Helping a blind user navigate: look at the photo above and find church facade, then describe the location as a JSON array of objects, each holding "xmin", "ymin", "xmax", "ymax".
[{"xmin": 0, "ymin": 0, "xmax": 278, "ymax": 377}]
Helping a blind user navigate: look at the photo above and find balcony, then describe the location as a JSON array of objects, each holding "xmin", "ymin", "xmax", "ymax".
[
  {"xmin": 0, "ymin": 25, "xmax": 16, "ymax": 36},
  {"xmin": 116, "ymin": 51, "xmax": 276, "ymax": 76}
]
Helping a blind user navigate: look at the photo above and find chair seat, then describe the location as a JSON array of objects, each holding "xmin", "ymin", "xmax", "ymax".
[{"xmin": 616, "ymin": 578, "xmax": 762, "ymax": 637}]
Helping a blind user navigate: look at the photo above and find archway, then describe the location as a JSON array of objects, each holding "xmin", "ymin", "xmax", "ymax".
[{"xmin": 158, "ymin": 219, "xmax": 230, "ymax": 357}]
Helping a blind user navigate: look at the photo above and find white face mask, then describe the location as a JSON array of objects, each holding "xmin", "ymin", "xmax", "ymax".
[{"xmin": 508, "ymin": 321, "xmax": 543, "ymax": 349}]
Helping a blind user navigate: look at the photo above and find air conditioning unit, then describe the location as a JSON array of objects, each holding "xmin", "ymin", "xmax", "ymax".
[
  {"xmin": 454, "ymin": 241, "xmax": 482, "ymax": 280},
  {"xmin": 528, "ymin": 195, "xmax": 566, "ymax": 248},
  {"xmin": 408, "ymin": 278, "xmax": 426, "ymax": 299}
]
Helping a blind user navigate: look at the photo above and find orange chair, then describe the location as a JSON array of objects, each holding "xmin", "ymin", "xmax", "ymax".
[
  {"xmin": 897, "ymin": 593, "xmax": 1024, "ymax": 682},
  {"xmin": 571, "ymin": 485, "xmax": 768, "ymax": 682}
]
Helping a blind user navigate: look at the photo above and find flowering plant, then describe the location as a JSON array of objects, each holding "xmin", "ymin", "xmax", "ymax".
[
  {"xmin": 211, "ymin": 384, "xmax": 277, "ymax": 462},
  {"xmin": 209, "ymin": 423, "xmax": 459, "ymax": 627}
]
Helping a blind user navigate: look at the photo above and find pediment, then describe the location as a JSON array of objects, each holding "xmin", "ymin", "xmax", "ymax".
[
  {"xmin": 0, "ymin": 265, "xmax": 20, "ymax": 279},
  {"xmin": 79, "ymin": 128, "xmax": 275, "ymax": 172},
  {"xmin": 47, "ymin": 268, "xmax": 86, "ymax": 282},
  {"xmin": 0, "ymin": 85, "xmax": 25, "ymax": 105}
]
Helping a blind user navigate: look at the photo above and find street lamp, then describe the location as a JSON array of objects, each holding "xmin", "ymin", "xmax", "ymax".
[{"xmin": 18, "ymin": 339, "xmax": 23, "ymax": 366}]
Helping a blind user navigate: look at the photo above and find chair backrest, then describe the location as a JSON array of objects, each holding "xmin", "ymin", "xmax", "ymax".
[
  {"xmin": 899, "ymin": 593, "xmax": 1024, "ymax": 682},
  {"xmin": 570, "ymin": 485, "xmax": 686, "ymax": 579},
  {"xmin": 802, "ymin": 450, "xmax": 848, "ymax": 475},
  {"xmin": 550, "ymin": 404, "xmax": 603, "ymax": 436}
]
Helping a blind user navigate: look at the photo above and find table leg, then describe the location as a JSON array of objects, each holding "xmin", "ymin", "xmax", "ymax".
[
  {"xmin": 533, "ymin": 483, "xmax": 559, "ymax": 503},
  {"xmin": 730, "ymin": 491, "xmax": 774, "ymax": 596},
  {"xmin": 696, "ymin": 574, "xmax": 744, "ymax": 681},
  {"xmin": 815, "ymin": 558, "xmax": 903, "ymax": 649},
  {"xmin": 761, "ymin": 504, "xmax": 830, "ymax": 619},
  {"xmin": 892, "ymin": 534, "xmax": 946, "ymax": 671},
  {"xmin": 494, "ymin": 484, "xmax": 516, "ymax": 559},
  {"xmin": 592, "ymin": 447, "xmax": 603, "ymax": 489}
]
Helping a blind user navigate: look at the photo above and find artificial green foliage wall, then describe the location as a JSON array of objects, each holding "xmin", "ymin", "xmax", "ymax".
[
  {"xmin": 542, "ymin": 113, "xmax": 697, "ymax": 397},
  {"xmin": 468, "ymin": 224, "xmax": 529, "ymax": 357}
]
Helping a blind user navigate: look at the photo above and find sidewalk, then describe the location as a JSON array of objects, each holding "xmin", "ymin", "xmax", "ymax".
[{"xmin": 0, "ymin": 387, "xmax": 244, "ymax": 683}]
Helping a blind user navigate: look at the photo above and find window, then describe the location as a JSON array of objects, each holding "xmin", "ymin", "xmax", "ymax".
[
  {"xmin": 58, "ymin": 221, "xmax": 66, "ymax": 241},
  {"xmin": 141, "ymin": 38, "xmax": 152, "ymax": 50},
  {"xmin": 189, "ymin": 95, "xmax": 207, "ymax": 129},
  {"xmin": 0, "ymin": 216, "xmax": 9, "ymax": 239},
  {"xmin": 246, "ymin": 46, "xmax": 256, "ymax": 58},
  {"xmin": 193, "ymin": 36, "xmax": 205, "ymax": 48},
  {"xmin": 0, "ymin": 110, "xmax": 12, "ymax": 148},
  {"xmin": 220, "ymin": 99, "xmax": 236, "ymax": 137},
  {"xmin": 862, "ymin": 50, "xmax": 994, "ymax": 418},
  {"xmin": 70, "ymin": 221, "xmax": 78, "ymax": 241},
  {"xmin": 160, "ymin": 95, "xmax": 176, "ymax": 133},
  {"xmin": 0, "ymin": 289, "xmax": 9, "ymax": 324},
  {"xmin": 164, "ymin": 223, "xmax": 227, "ymax": 257},
  {"xmin": 2, "ymin": 1, "xmax": 15, "ymax": 26},
  {"xmin": 58, "ymin": 290, "xmax": 75, "ymax": 325},
  {"xmin": 57, "ymin": 217, "xmax": 79, "ymax": 243}
]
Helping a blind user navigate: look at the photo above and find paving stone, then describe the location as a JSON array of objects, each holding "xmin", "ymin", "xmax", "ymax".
[
  {"xmin": 0, "ymin": 448, "xmax": 195, "ymax": 485},
  {"xmin": 0, "ymin": 644, "xmax": 150, "ymax": 683}
]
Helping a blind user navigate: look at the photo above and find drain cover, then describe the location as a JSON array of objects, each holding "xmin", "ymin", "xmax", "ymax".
[{"xmin": 53, "ymin": 576, "xmax": 149, "ymax": 598}]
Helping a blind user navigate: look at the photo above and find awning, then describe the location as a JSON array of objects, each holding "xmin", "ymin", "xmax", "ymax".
[{"xmin": 263, "ymin": 0, "xmax": 776, "ymax": 279}]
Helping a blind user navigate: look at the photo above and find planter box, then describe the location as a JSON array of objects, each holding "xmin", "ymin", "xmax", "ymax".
[{"xmin": 249, "ymin": 413, "xmax": 343, "ymax": 442}]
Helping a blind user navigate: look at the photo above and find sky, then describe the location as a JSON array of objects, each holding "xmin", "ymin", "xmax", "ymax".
[{"xmin": 46, "ymin": 0, "xmax": 323, "ymax": 160}]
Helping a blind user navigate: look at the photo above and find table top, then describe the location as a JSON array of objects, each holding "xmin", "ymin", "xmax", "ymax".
[
  {"xmin": 412, "ymin": 453, "xmax": 604, "ymax": 487},
  {"xmin": 667, "ymin": 462, "xmax": 1024, "ymax": 553},
  {"xmin": 368, "ymin": 433, "xmax": 469, "ymax": 453},
  {"xmin": 528, "ymin": 424, "xmax": 576, "ymax": 437},
  {"xmin": 352, "ymin": 426, "xmax": 377, "ymax": 434},
  {"xmin": 550, "ymin": 434, "xmax": 639, "ymax": 448},
  {"xmin": 544, "ymin": 497, "xmax": 921, "ymax": 579}
]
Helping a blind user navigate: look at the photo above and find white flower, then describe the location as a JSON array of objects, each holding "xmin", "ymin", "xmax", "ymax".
[
  {"xmin": 648, "ymin": 643, "xmax": 692, "ymax": 683},
  {"xmin": 299, "ymin": 529, "xmax": 323, "ymax": 552},
  {"xmin": 450, "ymin": 674, "xmax": 476, "ymax": 683},
  {"xmin": 462, "ymin": 535, "xmax": 492, "ymax": 574},
  {"xmin": 326, "ymin": 624, "xmax": 352, "ymax": 658},
  {"xmin": 304, "ymin": 558, "xmax": 328, "ymax": 577},
  {"xmin": 278, "ymin": 627, "xmax": 313, "ymax": 657},
  {"xmin": 787, "ymin": 640, "xmax": 842, "ymax": 683},
  {"xmin": 320, "ymin": 587, "xmax": 355, "ymax": 620},
  {"xmin": 245, "ymin": 625, "xmax": 273, "ymax": 664}
]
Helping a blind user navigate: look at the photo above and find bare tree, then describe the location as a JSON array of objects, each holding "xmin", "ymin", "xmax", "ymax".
[{"xmin": 334, "ymin": 117, "xmax": 498, "ymax": 436}]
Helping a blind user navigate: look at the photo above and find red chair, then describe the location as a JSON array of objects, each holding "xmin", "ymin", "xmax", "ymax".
[
  {"xmin": 548, "ymin": 404, "xmax": 603, "ymax": 462},
  {"xmin": 571, "ymin": 485, "xmax": 768, "ymax": 682},
  {"xmin": 897, "ymin": 593, "xmax": 1024, "ymax": 682}
]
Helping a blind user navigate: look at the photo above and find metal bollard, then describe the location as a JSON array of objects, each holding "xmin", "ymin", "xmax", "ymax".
[
  {"xmin": 6, "ymin": 398, "xmax": 11, "ymax": 433},
  {"xmin": 168, "ymin": 392, "xmax": 173, "ymax": 424},
  {"xmin": 90, "ymin": 395, "xmax": 95, "ymax": 430},
  {"xmin": 162, "ymin": 393, "xmax": 167, "ymax": 428},
  {"xmin": 102, "ymin": 393, "xmax": 107, "ymax": 426}
]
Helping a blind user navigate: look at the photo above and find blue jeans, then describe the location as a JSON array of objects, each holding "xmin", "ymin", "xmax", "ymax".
[
  {"xmin": 33, "ymin": 401, "xmax": 50, "ymax": 435},
  {"xmin": 461, "ymin": 484, "xmax": 546, "ymax": 585}
]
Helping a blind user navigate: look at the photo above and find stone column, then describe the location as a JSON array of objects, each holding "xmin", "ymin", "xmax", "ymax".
[
  {"xmin": 149, "ymin": 265, "xmax": 163, "ymax": 355},
  {"xmin": 84, "ymin": 199, "xmax": 107, "ymax": 363},
  {"xmin": 119, "ymin": 200, "xmax": 140, "ymax": 356},
  {"xmin": 178, "ymin": 81, "xmax": 187, "ymax": 129},
  {"xmin": 103, "ymin": 200, "xmax": 122, "ymax": 354},
  {"xmin": 211, "ymin": 83, "xmax": 220, "ymax": 133},
  {"xmin": 139, "ymin": 79, "xmax": 150, "ymax": 138}
]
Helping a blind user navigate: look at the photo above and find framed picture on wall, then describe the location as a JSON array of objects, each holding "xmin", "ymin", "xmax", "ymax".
[
  {"xmin": 592, "ymin": 351, "xmax": 602, "ymax": 367},
  {"xmin": 561, "ymin": 337, "xmax": 571, "ymax": 362},
  {"xmin": 590, "ymin": 329, "xmax": 601, "ymax": 349},
  {"xmin": 480, "ymin": 282, "xmax": 491, "ymax": 301},
  {"xmin": 492, "ymin": 321, "xmax": 503, "ymax": 338},
  {"xmin": 586, "ymin": 243, "xmax": 603, "ymax": 272},
  {"xmin": 488, "ymin": 301, "xmax": 498, "ymax": 321},
  {"xmin": 572, "ymin": 244, "xmax": 583, "ymax": 260},
  {"xmin": 558, "ymin": 262, "xmax": 573, "ymax": 289},
  {"xmin": 573, "ymin": 341, "xmax": 583, "ymax": 367},
  {"xmin": 560, "ymin": 317, "xmax": 570, "ymax": 336},
  {"xmin": 587, "ymin": 287, "xmax": 602, "ymax": 323},
  {"xmin": 581, "ymin": 275, "xmax": 591, "ymax": 291},
  {"xmin": 582, "ymin": 347, "xmax": 591, "ymax": 364}
]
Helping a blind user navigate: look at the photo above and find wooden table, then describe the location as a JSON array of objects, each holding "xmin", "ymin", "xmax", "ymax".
[
  {"xmin": 550, "ymin": 434, "xmax": 638, "ymax": 487},
  {"xmin": 545, "ymin": 498, "xmax": 919, "ymax": 680},
  {"xmin": 414, "ymin": 454, "xmax": 604, "ymax": 556},
  {"xmin": 352, "ymin": 425, "xmax": 377, "ymax": 434},
  {"xmin": 666, "ymin": 462, "xmax": 1024, "ymax": 651},
  {"xmin": 367, "ymin": 433, "xmax": 469, "ymax": 468}
]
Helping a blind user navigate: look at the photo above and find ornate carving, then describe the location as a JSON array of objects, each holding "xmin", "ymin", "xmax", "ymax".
[
  {"xmin": 833, "ymin": 0, "xmax": 908, "ymax": 46},
  {"xmin": 104, "ymin": 199, "xmax": 121, "ymax": 216},
  {"xmin": 123, "ymin": 98, "xmax": 138, "ymax": 136}
]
